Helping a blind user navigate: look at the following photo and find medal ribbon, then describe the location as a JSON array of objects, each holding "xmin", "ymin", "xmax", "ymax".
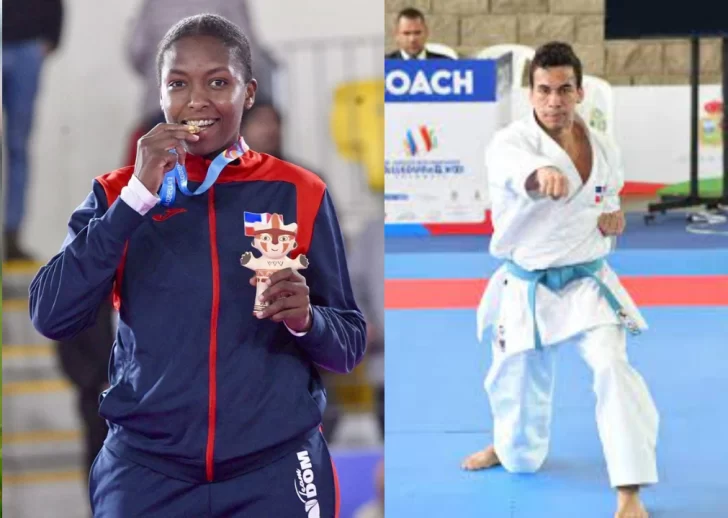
[{"xmin": 159, "ymin": 136, "xmax": 248, "ymax": 206}]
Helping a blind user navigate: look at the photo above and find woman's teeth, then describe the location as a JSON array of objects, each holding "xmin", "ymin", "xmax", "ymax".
[{"xmin": 185, "ymin": 120, "xmax": 216, "ymax": 132}]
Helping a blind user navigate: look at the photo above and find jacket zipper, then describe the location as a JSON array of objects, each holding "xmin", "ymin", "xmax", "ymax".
[{"xmin": 205, "ymin": 186, "xmax": 220, "ymax": 482}]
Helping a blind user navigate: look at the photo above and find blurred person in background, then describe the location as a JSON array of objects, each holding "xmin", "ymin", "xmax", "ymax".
[
  {"xmin": 385, "ymin": 8, "xmax": 452, "ymax": 60},
  {"xmin": 240, "ymin": 101, "xmax": 284, "ymax": 158},
  {"xmin": 240, "ymin": 101, "xmax": 328, "ymax": 185},
  {"xmin": 348, "ymin": 214, "xmax": 384, "ymax": 439},
  {"xmin": 123, "ymin": 0, "xmax": 278, "ymax": 166},
  {"xmin": 54, "ymin": 300, "xmax": 115, "ymax": 479},
  {"xmin": 353, "ymin": 458, "xmax": 384, "ymax": 518},
  {"xmin": 30, "ymin": 14, "xmax": 366, "ymax": 516},
  {"xmin": 2, "ymin": 0, "xmax": 64, "ymax": 261}
]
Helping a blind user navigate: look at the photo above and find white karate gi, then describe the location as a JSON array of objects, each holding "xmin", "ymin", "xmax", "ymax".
[{"xmin": 476, "ymin": 111, "xmax": 659, "ymax": 488}]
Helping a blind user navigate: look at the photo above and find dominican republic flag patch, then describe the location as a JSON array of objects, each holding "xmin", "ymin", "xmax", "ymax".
[
  {"xmin": 595, "ymin": 185, "xmax": 605, "ymax": 203},
  {"xmin": 244, "ymin": 212, "xmax": 271, "ymax": 236}
]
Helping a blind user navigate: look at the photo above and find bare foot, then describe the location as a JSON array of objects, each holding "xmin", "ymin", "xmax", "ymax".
[
  {"xmin": 461, "ymin": 445, "xmax": 501, "ymax": 471},
  {"xmin": 615, "ymin": 486, "xmax": 648, "ymax": 518}
]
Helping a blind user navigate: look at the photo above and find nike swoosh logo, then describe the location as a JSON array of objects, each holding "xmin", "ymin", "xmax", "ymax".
[{"xmin": 152, "ymin": 208, "xmax": 188, "ymax": 222}]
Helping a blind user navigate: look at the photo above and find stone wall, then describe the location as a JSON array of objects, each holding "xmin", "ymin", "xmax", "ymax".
[{"xmin": 385, "ymin": 0, "xmax": 722, "ymax": 85}]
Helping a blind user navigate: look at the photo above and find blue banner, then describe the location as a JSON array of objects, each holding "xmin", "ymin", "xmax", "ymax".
[{"xmin": 385, "ymin": 59, "xmax": 497, "ymax": 103}]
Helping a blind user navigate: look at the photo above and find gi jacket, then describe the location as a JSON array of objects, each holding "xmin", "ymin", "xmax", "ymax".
[{"xmin": 476, "ymin": 112, "xmax": 646, "ymax": 351}]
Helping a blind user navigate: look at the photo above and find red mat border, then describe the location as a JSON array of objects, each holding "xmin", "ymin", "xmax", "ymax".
[{"xmin": 385, "ymin": 276, "xmax": 728, "ymax": 309}]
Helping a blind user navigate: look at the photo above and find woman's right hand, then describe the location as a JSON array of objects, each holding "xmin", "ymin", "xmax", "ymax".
[{"xmin": 133, "ymin": 123, "xmax": 200, "ymax": 194}]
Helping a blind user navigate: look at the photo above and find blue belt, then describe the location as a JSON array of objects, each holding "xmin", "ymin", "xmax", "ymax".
[{"xmin": 505, "ymin": 258, "xmax": 640, "ymax": 350}]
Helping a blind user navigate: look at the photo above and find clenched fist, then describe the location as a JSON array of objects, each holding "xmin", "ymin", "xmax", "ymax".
[
  {"xmin": 598, "ymin": 210, "xmax": 625, "ymax": 236},
  {"xmin": 534, "ymin": 167, "xmax": 569, "ymax": 199}
]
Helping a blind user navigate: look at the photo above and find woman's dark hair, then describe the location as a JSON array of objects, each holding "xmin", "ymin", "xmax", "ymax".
[
  {"xmin": 529, "ymin": 41, "xmax": 583, "ymax": 88},
  {"xmin": 156, "ymin": 13, "xmax": 253, "ymax": 84}
]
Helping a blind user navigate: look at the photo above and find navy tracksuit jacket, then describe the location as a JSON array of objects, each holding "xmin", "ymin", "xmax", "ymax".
[{"xmin": 29, "ymin": 150, "xmax": 366, "ymax": 514}]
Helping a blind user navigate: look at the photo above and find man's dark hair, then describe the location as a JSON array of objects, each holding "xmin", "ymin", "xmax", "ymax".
[
  {"xmin": 156, "ymin": 13, "xmax": 253, "ymax": 85},
  {"xmin": 528, "ymin": 41, "xmax": 582, "ymax": 88},
  {"xmin": 396, "ymin": 7, "xmax": 426, "ymax": 23}
]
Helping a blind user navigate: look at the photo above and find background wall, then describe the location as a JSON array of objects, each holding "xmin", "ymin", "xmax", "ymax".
[{"xmin": 385, "ymin": 0, "xmax": 723, "ymax": 85}]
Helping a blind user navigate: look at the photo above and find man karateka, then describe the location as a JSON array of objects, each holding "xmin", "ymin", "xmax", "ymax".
[{"xmin": 462, "ymin": 42, "xmax": 659, "ymax": 518}]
